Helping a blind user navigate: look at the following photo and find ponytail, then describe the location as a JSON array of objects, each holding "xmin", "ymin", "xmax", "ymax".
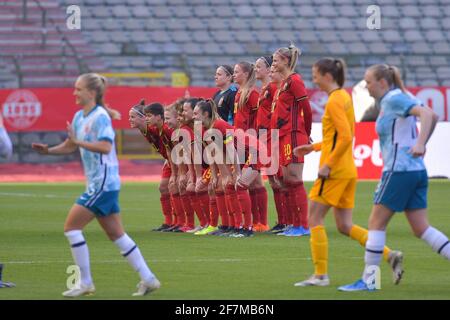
[
  {"xmin": 275, "ymin": 42, "xmax": 301, "ymax": 72},
  {"xmin": 368, "ymin": 64, "xmax": 407, "ymax": 93},
  {"xmin": 236, "ymin": 61, "xmax": 256, "ymax": 110},
  {"xmin": 196, "ymin": 99, "xmax": 219, "ymax": 128},
  {"xmin": 313, "ymin": 57, "xmax": 347, "ymax": 88}
]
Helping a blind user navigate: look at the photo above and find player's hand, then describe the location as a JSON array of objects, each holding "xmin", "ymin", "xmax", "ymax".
[
  {"xmin": 186, "ymin": 181, "xmax": 196, "ymax": 193},
  {"xmin": 31, "ymin": 143, "xmax": 49, "ymax": 154},
  {"xmin": 195, "ymin": 179, "xmax": 208, "ymax": 193},
  {"xmin": 105, "ymin": 105, "xmax": 122, "ymax": 120},
  {"xmin": 318, "ymin": 165, "xmax": 331, "ymax": 179},
  {"xmin": 409, "ymin": 144, "xmax": 426, "ymax": 157},
  {"xmin": 66, "ymin": 121, "xmax": 78, "ymax": 145},
  {"xmin": 168, "ymin": 176, "xmax": 178, "ymax": 194},
  {"xmin": 293, "ymin": 144, "xmax": 313, "ymax": 157},
  {"xmin": 178, "ymin": 174, "xmax": 187, "ymax": 190}
]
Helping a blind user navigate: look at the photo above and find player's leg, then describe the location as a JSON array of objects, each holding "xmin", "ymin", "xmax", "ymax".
[
  {"xmin": 155, "ymin": 176, "xmax": 173, "ymax": 231},
  {"xmin": 63, "ymin": 203, "xmax": 96, "ymax": 296},
  {"xmin": 338, "ymin": 204, "xmax": 394, "ymax": 292},
  {"xmin": 249, "ymin": 173, "xmax": 268, "ymax": 232},
  {"xmin": 294, "ymin": 200, "xmax": 330, "ymax": 287},
  {"xmin": 268, "ymin": 175, "xmax": 286, "ymax": 232},
  {"xmin": 281, "ymin": 162, "xmax": 309, "ymax": 236},
  {"xmin": 407, "ymin": 209, "xmax": 450, "ymax": 259},
  {"xmin": 97, "ymin": 213, "xmax": 160, "ymax": 296}
]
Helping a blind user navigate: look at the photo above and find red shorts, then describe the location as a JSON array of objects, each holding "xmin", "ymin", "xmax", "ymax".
[
  {"xmin": 279, "ymin": 132, "xmax": 308, "ymax": 166},
  {"xmin": 161, "ymin": 162, "xmax": 172, "ymax": 179}
]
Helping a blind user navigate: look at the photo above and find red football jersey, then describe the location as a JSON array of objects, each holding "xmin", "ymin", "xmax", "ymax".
[
  {"xmin": 233, "ymin": 88, "xmax": 259, "ymax": 131},
  {"xmin": 159, "ymin": 123, "xmax": 175, "ymax": 154},
  {"xmin": 144, "ymin": 125, "xmax": 168, "ymax": 160},
  {"xmin": 256, "ymin": 82, "xmax": 278, "ymax": 131},
  {"xmin": 271, "ymin": 73, "xmax": 312, "ymax": 137}
]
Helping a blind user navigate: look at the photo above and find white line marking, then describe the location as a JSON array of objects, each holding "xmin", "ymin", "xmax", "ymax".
[{"xmin": 0, "ymin": 192, "xmax": 73, "ymax": 199}]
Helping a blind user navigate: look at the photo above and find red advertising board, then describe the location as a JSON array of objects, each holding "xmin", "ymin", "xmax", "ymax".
[{"xmin": 2, "ymin": 86, "xmax": 449, "ymax": 132}]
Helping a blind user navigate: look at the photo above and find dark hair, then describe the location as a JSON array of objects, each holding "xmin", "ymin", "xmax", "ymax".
[
  {"xmin": 259, "ymin": 55, "xmax": 273, "ymax": 67},
  {"xmin": 196, "ymin": 99, "xmax": 219, "ymax": 125},
  {"xmin": 144, "ymin": 102, "xmax": 165, "ymax": 119},
  {"xmin": 218, "ymin": 65, "xmax": 234, "ymax": 80},
  {"xmin": 368, "ymin": 64, "xmax": 407, "ymax": 93},
  {"xmin": 185, "ymin": 97, "xmax": 202, "ymax": 110},
  {"xmin": 314, "ymin": 57, "xmax": 347, "ymax": 88}
]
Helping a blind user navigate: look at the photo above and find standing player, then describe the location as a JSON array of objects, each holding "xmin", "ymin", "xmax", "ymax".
[
  {"xmin": 213, "ymin": 65, "xmax": 238, "ymax": 125},
  {"xmin": 0, "ymin": 113, "xmax": 12, "ymax": 159},
  {"xmin": 293, "ymin": 58, "xmax": 403, "ymax": 287},
  {"xmin": 339, "ymin": 65, "xmax": 449, "ymax": 292},
  {"xmin": 128, "ymin": 100, "xmax": 175, "ymax": 231},
  {"xmin": 32, "ymin": 73, "xmax": 160, "ymax": 297},
  {"xmin": 232, "ymin": 61, "xmax": 260, "ymax": 236},
  {"xmin": 271, "ymin": 43, "xmax": 311, "ymax": 236}
]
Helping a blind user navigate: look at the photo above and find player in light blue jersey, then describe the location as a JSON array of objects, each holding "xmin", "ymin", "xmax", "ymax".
[
  {"xmin": 32, "ymin": 73, "xmax": 160, "ymax": 297},
  {"xmin": 0, "ymin": 113, "xmax": 12, "ymax": 159},
  {"xmin": 339, "ymin": 64, "xmax": 450, "ymax": 292}
]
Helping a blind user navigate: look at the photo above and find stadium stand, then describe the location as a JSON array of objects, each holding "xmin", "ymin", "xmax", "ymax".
[{"xmin": 1, "ymin": 0, "xmax": 449, "ymax": 89}]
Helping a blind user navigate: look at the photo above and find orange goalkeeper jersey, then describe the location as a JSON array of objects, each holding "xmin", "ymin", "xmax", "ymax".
[{"xmin": 313, "ymin": 88, "xmax": 357, "ymax": 179}]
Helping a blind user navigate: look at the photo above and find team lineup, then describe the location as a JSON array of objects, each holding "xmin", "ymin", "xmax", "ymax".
[{"xmin": 29, "ymin": 43, "xmax": 450, "ymax": 297}]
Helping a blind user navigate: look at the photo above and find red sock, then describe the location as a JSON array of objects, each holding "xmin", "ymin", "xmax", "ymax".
[
  {"xmin": 197, "ymin": 191, "xmax": 211, "ymax": 226},
  {"xmin": 181, "ymin": 194, "xmax": 195, "ymax": 228},
  {"xmin": 188, "ymin": 192, "xmax": 207, "ymax": 226},
  {"xmin": 237, "ymin": 186, "xmax": 253, "ymax": 229},
  {"xmin": 209, "ymin": 196, "xmax": 219, "ymax": 227},
  {"xmin": 255, "ymin": 187, "xmax": 268, "ymax": 226},
  {"xmin": 249, "ymin": 189, "xmax": 259, "ymax": 225},
  {"xmin": 284, "ymin": 190, "xmax": 293, "ymax": 225},
  {"xmin": 171, "ymin": 193, "xmax": 185, "ymax": 226},
  {"xmin": 160, "ymin": 193, "xmax": 173, "ymax": 225},
  {"xmin": 286, "ymin": 182, "xmax": 308, "ymax": 228},
  {"xmin": 215, "ymin": 191, "xmax": 229, "ymax": 227},
  {"xmin": 225, "ymin": 185, "xmax": 242, "ymax": 228},
  {"xmin": 296, "ymin": 182, "xmax": 309, "ymax": 228},
  {"xmin": 272, "ymin": 188, "xmax": 284, "ymax": 225}
]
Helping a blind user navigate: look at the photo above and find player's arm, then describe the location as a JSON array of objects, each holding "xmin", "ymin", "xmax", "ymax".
[
  {"xmin": 32, "ymin": 138, "xmax": 78, "ymax": 155},
  {"xmin": 408, "ymin": 105, "xmax": 439, "ymax": 157}
]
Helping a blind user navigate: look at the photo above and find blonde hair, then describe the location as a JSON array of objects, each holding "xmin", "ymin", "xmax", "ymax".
[
  {"xmin": 275, "ymin": 42, "xmax": 301, "ymax": 72},
  {"xmin": 236, "ymin": 61, "xmax": 256, "ymax": 110},
  {"xmin": 368, "ymin": 64, "xmax": 407, "ymax": 93},
  {"xmin": 78, "ymin": 73, "xmax": 107, "ymax": 106}
]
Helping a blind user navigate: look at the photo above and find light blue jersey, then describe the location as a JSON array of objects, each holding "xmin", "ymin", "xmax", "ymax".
[
  {"xmin": 375, "ymin": 88, "xmax": 425, "ymax": 172},
  {"xmin": 0, "ymin": 127, "xmax": 13, "ymax": 159},
  {"xmin": 72, "ymin": 105, "xmax": 120, "ymax": 194}
]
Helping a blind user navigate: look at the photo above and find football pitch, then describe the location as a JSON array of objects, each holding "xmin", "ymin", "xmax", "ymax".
[{"xmin": 1, "ymin": 181, "xmax": 449, "ymax": 300}]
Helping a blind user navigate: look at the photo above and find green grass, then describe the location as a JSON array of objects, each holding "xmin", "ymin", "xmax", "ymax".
[{"xmin": 1, "ymin": 181, "xmax": 450, "ymax": 300}]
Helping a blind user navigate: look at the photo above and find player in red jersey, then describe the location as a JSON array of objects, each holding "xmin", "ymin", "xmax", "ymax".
[
  {"xmin": 232, "ymin": 61, "xmax": 260, "ymax": 234},
  {"xmin": 129, "ymin": 100, "xmax": 174, "ymax": 232},
  {"xmin": 266, "ymin": 66, "xmax": 290, "ymax": 234},
  {"xmin": 144, "ymin": 101, "xmax": 188, "ymax": 233},
  {"xmin": 193, "ymin": 99, "xmax": 254, "ymax": 237},
  {"xmin": 180, "ymin": 98, "xmax": 212, "ymax": 233},
  {"xmin": 271, "ymin": 43, "xmax": 312, "ymax": 237}
]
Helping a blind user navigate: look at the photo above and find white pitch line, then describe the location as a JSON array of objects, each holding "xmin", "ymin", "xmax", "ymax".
[
  {"xmin": 0, "ymin": 192, "xmax": 73, "ymax": 199},
  {"xmin": 5, "ymin": 257, "xmax": 313, "ymax": 265}
]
